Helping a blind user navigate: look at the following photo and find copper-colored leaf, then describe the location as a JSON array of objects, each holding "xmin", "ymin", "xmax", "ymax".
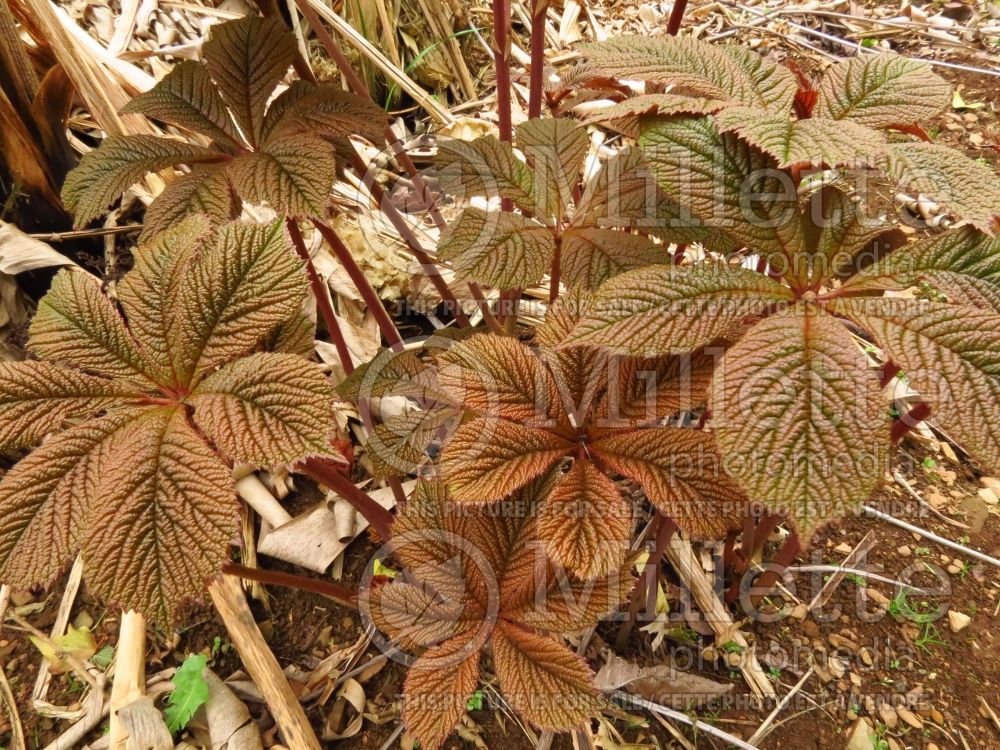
[
  {"xmin": 638, "ymin": 116, "xmax": 807, "ymax": 270},
  {"xmin": 714, "ymin": 108, "xmax": 886, "ymax": 168},
  {"xmin": 228, "ymin": 135, "xmax": 337, "ymax": 217},
  {"xmin": 604, "ymin": 350, "xmax": 716, "ymax": 425},
  {"xmin": 189, "ymin": 352, "xmax": 335, "ymax": 467},
  {"xmin": 844, "ymin": 225, "xmax": 1000, "ymax": 312},
  {"xmin": 491, "ymin": 621, "xmax": 603, "ymax": 731},
  {"xmin": 262, "ymin": 82, "xmax": 386, "ymax": 145},
  {"xmin": 118, "ymin": 216, "xmax": 209, "ymax": 382},
  {"xmin": 390, "ymin": 480, "xmax": 478, "ymax": 602},
  {"xmin": 884, "ymin": 142, "xmax": 1000, "ymax": 234},
  {"xmin": 510, "ymin": 561, "xmax": 635, "ymax": 632},
  {"xmin": 537, "ymin": 460, "xmax": 631, "ymax": 579},
  {"xmin": 583, "ymin": 36, "xmax": 797, "ymax": 111},
  {"xmin": 29, "ymin": 269, "xmax": 158, "ymax": 386},
  {"xmin": 366, "ymin": 407, "xmax": 456, "ymax": 479},
  {"xmin": 560, "ymin": 227, "xmax": 665, "ymax": 290},
  {"xmin": 439, "ymin": 417, "xmax": 570, "ymax": 501},
  {"xmin": 534, "ymin": 290, "xmax": 605, "ymax": 425},
  {"xmin": 435, "ymin": 135, "xmax": 536, "ymax": 211},
  {"xmin": 436, "ymin": 334, "xmax": 556, "ymax": 422},
  {"xmin": 833, "ymin": 298, "xmax": 1000, "ymax": 474},
  {"xmin": 0, "ymin": 411, "xmax": 142, "ymax": 590},
  {"xmin": 60, "ymin": 135, "xmax": 220, "ymax": 227},
  {"xmin": 82, "ymin": 407, "xmax": 238, "ymax": 623},
  {"xmin": 0, "ymin": 361, "xmax": 133, "ymax": 450},
  {"xmin": 563, "ymin": 263, "xmax": 794, "ymax": 356},
  {"xmin": 709, "ymin": 304, "xmax": 889, "ymax": 538},
  {"xmin": 403, "ymin": 635, "xmax": 481, "ymax": 750},
  {"xmin": 809, "ymin": 185, "xmax": 895, "ymax": 283},
  {"xmin": 515, "ymin": 118, "xmax": 589, "ymax": 222},
  {"xmin": 268, "ymin": 309, "xmax": 317, "ymax": 356},
  {"xmin": 593, "ymin": 427, "xmax": 747, "ymax": 539},
  {"xmin": 573, "ymin": 147, "xmax": 714, "ymax": 246},
  {"xmin": 814, "ymin": 54, "xmax": 950, "ymax": 128},
  {"xmin": 203, "ymin": 15, "xmax": 296, "ymax": 147},
  {"xmin": 139, "ymin": 165, "xmax": 239, "ymax": 242},
  {"xmin": 176, "ymin": 220, "xmax": 308, "ymax": 384},
  {"xmin": 337, "ymin": 348, "xmax": 443, "ymax": 403},
  {"xmin": 584, "ymin": 94, "xmax": 729, "ymax": 137},
  {"xmin": 366, "ymin": 580, "xmax": 471, "ymax": 649},
  {"xmin": 436, "ymin": 207, "xmax": 555, "ymax": 290},
  {"xmin": 121, "ymin": 60, "xmax": 240, "ymax": 148}
]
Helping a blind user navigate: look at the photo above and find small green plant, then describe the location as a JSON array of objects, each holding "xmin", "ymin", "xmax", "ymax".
[
  {"xmin": 27, "ymin": 624, "xmax": 95, "ymax": 675},
  {"xmin": 164, "ymin": 653, "xmax": 210, "ymax": 733},
  {"xmin": 210, "ymin": 636, "xmax": 232, "ymax": 659},
  {"xmin": 914, "ymin": 622, "xmax": 947, "ymax": 654},
  {"xmin": 91, "ymin": 645, "xmax": 115, "ymax": 670},
  {"xmin": 466, "ymin": 690, "xmax": 485, "ymax": 711},
  {"xmin": 958, "ymin": 561, "xmax": 972, "ymax": 581},
  {"xmin": 668, "ymin": 625, "xmax": 699, "ymax": 644},
  {"xmin": 888, "ymin": 590, "xmax": 939, "ymax": 624}
]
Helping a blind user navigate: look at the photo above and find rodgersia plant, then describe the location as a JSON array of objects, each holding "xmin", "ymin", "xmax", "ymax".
[
  {"xmin": 62, "ymin": 14, "xmax": 383, "ymax": 237},
  {"xmin": 365, "ymin": 478, "xmax": 632, "ymax": 749},
  {"xmin": 343, "ymin": 293, "xmax": 746, "ymax": 579},
  {"xmin": 563, "ymin": 34, "xmax": 1000, "ymax": 539},
  {"xmin": 9, "ymin": 8, "xmax": 1000, "ymax": 749},
  {"xmin": 0, "ymin": 217, "xmax": 338, "ymax": 622},
  {"xmin": 435, "ymin": 116, "xmax": 719, "ymax": 294}
]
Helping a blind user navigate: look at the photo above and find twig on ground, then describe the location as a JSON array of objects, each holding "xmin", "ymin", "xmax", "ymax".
[
  {"xmin": 808, "ymin": 531, "xmax": 876, "ymax": 612},
  {"xmin": 862, "ymin": 505, "xmax": 1000, "ymax": 568},
  {"xmin": 614, "ymin": 692, "xmax": 761, "ymax": 750},
  {"xmin": 0, "ymin": 585, "xmax": 9, "ymax": 638},
  {"xmin": 650, "ymin": 712, "xmax": 697, "ymax": 750},
  {"xmin": 893, "ymin": 469, "xmax": 969, "ymax": 530},
  {"xmin": 108, "ymin": 611, "xmax": 146, "ymax": 750},
  {"xmin": 791, "ymin": 566, "xmax": 927, "ymax": 594},
  {"xmin": 719, "ymin": 0, "xmax": 1000, "ymax": 78},
  {"xmin": 8, "ymin": 612, "xmax": 97, "ymax": 692},
  {"xmin": 746, "ymin": 666, "xmax": 815, "ymax": 745},
  {"xmin": 0, "ymin": 661, "xmax": 25, "ymax": 750},
  {"xmin": 665, "ymin": 535, "xmax": 776, "ymax": 703},
  {"xmin": 378, "ymin": 724, "xmax": 406, "ymax": 750},
  {"xmin": 41, "ymin": 675, "xmax": 108, "ymax": 750},
  {"xmin": 30, "ymin": 557, "xmax": 88, "ymax": 715},
  {"xmin": 209, "ymin": 574, "xmax": 322, "ymax": 750},
  {"xmin": 29, "ymin": 225, "xmax": 142, "ymax": 241}
]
